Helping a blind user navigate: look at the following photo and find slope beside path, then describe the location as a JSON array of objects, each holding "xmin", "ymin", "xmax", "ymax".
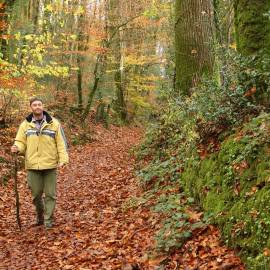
[{"xmin": 0, "ymin": 125, "xmax": 244, "ymax": 269}]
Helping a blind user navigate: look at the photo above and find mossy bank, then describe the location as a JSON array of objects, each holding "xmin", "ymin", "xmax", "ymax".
[{"xmin": 181, "ymin": 113, "xmax": 270, "ymax": 269}]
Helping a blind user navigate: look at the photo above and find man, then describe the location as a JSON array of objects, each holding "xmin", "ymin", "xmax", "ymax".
[{"xmin": 11, "ymin": 97, "xmax": 69, "ymax": 229}]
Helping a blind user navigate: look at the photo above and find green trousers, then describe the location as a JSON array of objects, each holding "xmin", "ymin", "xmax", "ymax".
[{"xmin": 27, "ymin": 169, "xmax": 56, "ymax": 225}]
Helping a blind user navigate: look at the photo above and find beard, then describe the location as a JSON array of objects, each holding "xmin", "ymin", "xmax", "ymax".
[{"xmin": 33, "ymin": 111, "xmax": 43, "ymax": 119}]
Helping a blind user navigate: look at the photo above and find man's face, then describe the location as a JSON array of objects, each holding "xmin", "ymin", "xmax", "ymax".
[{"xmin": 30, "ymin": 100, "xmax": 44, "ymax": 115}]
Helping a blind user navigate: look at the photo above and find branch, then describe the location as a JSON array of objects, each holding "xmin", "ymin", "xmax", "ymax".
[{"xmin": 109, "ymin": 15, "xmax": 141, "ymax": 43}]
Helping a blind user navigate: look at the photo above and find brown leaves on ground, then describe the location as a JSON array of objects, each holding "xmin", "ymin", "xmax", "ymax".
[
  {"xmin": 166, "ymin": 225, "xmax": 244, "ymax": 270},
  {"xmin": 0, "ymin": 125, "xmax": 244, "ymax": 269},
  {"xmin": 0, "ymin": 126, "xmax": 18, "ymax": 183}
]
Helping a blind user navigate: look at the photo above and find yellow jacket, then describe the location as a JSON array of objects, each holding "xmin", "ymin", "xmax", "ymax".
[{"xmin": 14, "ymin": 111, "xmax": 69, "ymax": 170}]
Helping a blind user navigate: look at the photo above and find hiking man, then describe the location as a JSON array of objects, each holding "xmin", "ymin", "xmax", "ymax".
[{"xmin": 11, "ymin": 97, "xmax": 69, "ymax": 229}]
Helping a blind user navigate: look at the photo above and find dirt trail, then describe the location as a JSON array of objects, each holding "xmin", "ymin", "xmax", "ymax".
[{"xmin": 0, "ymin": 126, "xmax": 244, "ymax": 269}]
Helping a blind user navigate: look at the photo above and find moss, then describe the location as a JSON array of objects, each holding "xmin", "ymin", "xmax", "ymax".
[
  {"xmin": 181, "ymin": 113, "xmax": 270, "ymax": 268},
  {"xmin": 203, "ymin": 192, "xmax": 227, "ymax": 214},
  {"xmin": 234, "ymin": 0, "xmax": 270, "ymax": 55}
]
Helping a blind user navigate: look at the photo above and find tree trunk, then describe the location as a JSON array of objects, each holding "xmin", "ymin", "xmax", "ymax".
[
  {"xmin": 81, "ymin": 0, "xmax": 110, "ymax": 121},
  {"xmin": 234, "ymin": 0, "xmax": 270, "ymax": 55},
  {"xmin": 0, "ymin": 0, "xmax": 16, "ymax": 59},
  {"xmin": 77, "ymin": 59, "xmax": 83, "ymax": 111},
  {"xmin": 175, "ymin": 0, "xmax": 214, "ymax": 96},
  {"xmin": 81, "ymin": 54, "xmax": 104, "ymax": 121},
  {"xmin": 113, "ymin": 28, "xmax": 127, "ymax": 122},
  {"xmin": 77, "ymin": 13, "xmax": 84, "ymax": 111},
  {"xmin": 108, "ymin": 0, "xmax": 127, "ymax": 122},
  {"xmin": 28, "ymin": 0, "xmax": 39, "ymax": 27}
]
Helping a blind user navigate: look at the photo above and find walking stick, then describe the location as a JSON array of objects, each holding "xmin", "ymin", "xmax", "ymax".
[{"xmin": 13, "ymin": 153, "xmax": 21, "ymax": 230}]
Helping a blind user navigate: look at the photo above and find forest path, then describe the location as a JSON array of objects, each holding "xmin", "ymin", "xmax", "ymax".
[
  {"xmin": 0, "ymin": 126, "xmax": 149, "ymax": 269},
  {"xmin": 0, "ymin": 125, "xmax": 244, "ymax": 269}
]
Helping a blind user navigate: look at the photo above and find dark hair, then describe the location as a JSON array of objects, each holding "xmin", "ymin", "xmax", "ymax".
[{"xmin": 29, "ymin": 97, "xmax": 43, "ymax": 106}]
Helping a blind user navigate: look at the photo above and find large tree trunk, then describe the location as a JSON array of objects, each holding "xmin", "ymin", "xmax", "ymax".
[
  {"xmin": 234, "ymin": 0, "xmax": 270, "ymax": 55},
  {"xmin": 234, "ymin": 0, "xmax": 270, "ymax": 106},
  {"xmin": 175, "ymin": 0, "xmax": 214, "ymax": 96}
]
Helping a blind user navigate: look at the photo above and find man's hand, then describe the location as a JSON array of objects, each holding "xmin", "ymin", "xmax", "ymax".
[
  {"xmin": 58, "ymin": 163, "xmax": 67, "ymax": 169},
  {"xmin": 11, "ymin": 145, "xmax": 18, "ymax": 153}
]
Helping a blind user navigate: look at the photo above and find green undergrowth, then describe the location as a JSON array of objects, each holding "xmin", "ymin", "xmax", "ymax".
[
  {"xmin": 152, "ymin": 190, "xmax": 207, "ymax": 252},
  {"xmin": 137, "ymin": 112, "xmax": 270, "ymax": 268},
  {"xmin": 123, "ymin": 184, "xmax": 208, "ymax": 253},
  {"xmin": 181, "ymin": 113, "xmax": 270, "ymax": 269},
  {"xmin": 135, "ymin": 122, "xmax": 208, "ymax": 253},
  {"xmin": 136, "ymin": 51, "xmax": 270, "ymax": 268}
]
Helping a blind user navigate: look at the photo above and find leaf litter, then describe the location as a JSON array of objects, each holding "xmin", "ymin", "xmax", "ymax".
[{"xmin": 0, "ymin": 125, "xmax": 244, "ymax": 269}]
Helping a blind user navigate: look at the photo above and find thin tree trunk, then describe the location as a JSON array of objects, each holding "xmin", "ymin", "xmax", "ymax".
[
  {"xmin": 77, "ymin": 57, "xmax": 83, "ymax": 111},
  {"xmin": 108, "ymin": 0, "xmax": 127, "ymax": 122},
  {"xmin": 77, "ymin": 12, "xmax": 84, "ymax": 111},
  {"xmin": 81, "ymin": 55, "xmax": 103, "ymax": 121},
  {"xmin": 113, "ymin": 28, "xmax": 127, "ymax": 122},
  {"xmin": 0, "ymin": 0, "xmax": 16, "ymax": 59}
]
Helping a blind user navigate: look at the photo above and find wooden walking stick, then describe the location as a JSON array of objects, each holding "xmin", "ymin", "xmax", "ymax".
[{"xmin": 13, "ymin": 153, "xmax": 21, "ymax": 230}]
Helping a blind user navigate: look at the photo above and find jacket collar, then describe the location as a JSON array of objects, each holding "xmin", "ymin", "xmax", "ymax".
[{"xmin": 26, "ymin": 111, "xmax": 53, "ymax": 124}]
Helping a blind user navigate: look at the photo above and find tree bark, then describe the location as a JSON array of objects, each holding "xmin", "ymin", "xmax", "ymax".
[
  {"xmin": 81, "ymin": 54, "xmax": 104, "ymax": 121},
  {"xmin": 113, "ymin": 28, "xmax": 127, "ymax": 122},
  {"xmin": 77, "ymin": 13, "xmax": 84, "ymax": 111},
  {"xmin": 108, "ymin": 0, "xmax": 127, "ymax": 122},
  {"xmin": 0, "ymin": 0, "xmax": 16, "ymax": 59},
  {"xmin": 175, "ymin": 0, "xmax": 215, "ymax": 96}
]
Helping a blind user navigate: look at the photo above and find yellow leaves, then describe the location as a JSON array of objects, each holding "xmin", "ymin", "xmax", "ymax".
[
  {"xmin": 59, "ymin": 20, "xmax": 64, "ymax": 28},
  {"xmin": 45, "ymin": 3, "xmax": 84, "ymax": 15},
  {"xmin": 37, "ymin": 53, "xmax": 43, "ymax": 63},
  {"xmin": 125, "ymin": 54, "xmax": 158, "ymax": 66},
  {"xmin": 22, "ymin": 58, "xmax": 27, "ymax": 66},
  {"xmin": 25, "ymin": 64, "xmax": 69, "ymax": 78},
  {"xmin": 24, "ymin": 34, "xmax": 33, "ymax": 41},
  {"xmin": 70, "ymin": 34, "xmax": 77, "ymax": 40},
  {"xmin": 229, "ymin": 43, "xmax": 237, "ymax": 50},
  {"xmin": 130, "ymin": 95, "xmax": 151, "ymax": 109},
  {"xmin": 14, "ymin": 32, "xmax": 21, "ymax": 40},
  {"xmin": 130, "ymin": 74, "xmax": 159, "ymax": 88},
  {"xmin": 74, "ymin": 6, "xmax": 85, "ymax": 16},
  {"xmin": 45, "ymin": 4, "xmax": 53, "ymax": 12},
  {"xmin": 5, "ymin": 30, "xmax": 70, "ymax": 79}
]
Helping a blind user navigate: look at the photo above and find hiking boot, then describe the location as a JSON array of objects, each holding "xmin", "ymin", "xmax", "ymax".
[
  {"xmin": 36, "ymin": 211, "xmax": 44, "ymax": 226},
  {"xmin": 45, "ymin": 223, "xmax": 53, "ymax": 230},
  {"xmin": 35, "ymin": 219, "xmax": 44, "ymax": 226}
]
